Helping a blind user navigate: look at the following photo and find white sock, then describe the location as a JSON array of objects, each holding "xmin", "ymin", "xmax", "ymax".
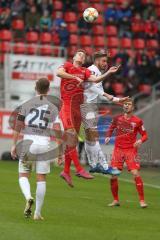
[
  {"xmin": 19, "ymin": 177, "xmax": 32, "ymax": 200},
  {"xmin": 35, "ymin": 181, "xmax": 46, "ymax": 216},
  {"xmin": 84, "ymin": 141, "xmax": 98, "ymax": 168},
  {"xmin": 95, "ymin": 141, "xmax": 109, "ymax": 170}
]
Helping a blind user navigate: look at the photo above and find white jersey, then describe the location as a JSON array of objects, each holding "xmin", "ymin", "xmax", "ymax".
[
  {"xmin": 18, "ymin": 95, "xmax": 59, "ymax": 145},
  {"xmin": 84, "ymin": 64, "xmax": 104, "ymax": 103}
]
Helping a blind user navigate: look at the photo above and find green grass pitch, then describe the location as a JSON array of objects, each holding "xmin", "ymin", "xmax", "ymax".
[{"xmin": 0, "ymin": 161, "xmax": 160, "ymax": 240}]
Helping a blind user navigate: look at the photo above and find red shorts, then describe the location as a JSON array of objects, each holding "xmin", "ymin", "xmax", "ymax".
[
  {"xmin": 111, "ymin": 147, "xmax": 140, "ymax": 171},
  {"xmin": 60, "ymin": 94, "xmax": 83, "ymax": 133}
]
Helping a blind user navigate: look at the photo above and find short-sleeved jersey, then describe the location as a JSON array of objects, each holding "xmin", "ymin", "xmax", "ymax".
[
  {"xmin": 60, "ymin": 62, "xmax": 91, "ymax": 100},
  {"xmin": 84, "ymin": 64, "xmax": 104, "ymax": 103},
  {"xmin": 17, "ymin": 95, "xmax": 59, "ymax": 145},
  {"xmin": 106, "ymin": 114, "xmax": 148, "ymax": 149}
]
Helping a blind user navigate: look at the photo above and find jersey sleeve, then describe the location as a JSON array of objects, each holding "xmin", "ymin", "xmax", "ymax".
[
  {"xmin": 59, "ymin": 61, "xmax": 72, "ymax": 72},
  {"xmin": 88, "ymin": 84, "xmax": 104, "ymax": 96},
  {"xmin": 138, "ymin": 120, "xmax": 148, "ymax": 143},
  {"xmin": 17, "ymin": 104, "xmax": 26, "ymax": 121},
  {"xmin": 106, "ymin": 117, "xmax": 117, "ymax": 138},
  {"xmin": 85, "ymin": 68, "xmax": 91, "ymax": 80}
]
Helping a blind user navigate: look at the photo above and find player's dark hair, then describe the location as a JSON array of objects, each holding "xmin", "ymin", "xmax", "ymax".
[
  {"xmin": 93, "ymin": 49, "xmax": 110, "ymax": 61},
  {"xmin": 35, "ymin": 78, "xmax": 50, "ymax": 94},
  {"xmin": 125, "ymin": 98, "xmax": 135, "ymax": 105}
]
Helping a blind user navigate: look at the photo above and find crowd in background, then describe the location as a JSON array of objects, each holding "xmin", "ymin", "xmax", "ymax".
[{"xmin": 0, "ymin": 0, "xmax": 160, "ymax": 96}]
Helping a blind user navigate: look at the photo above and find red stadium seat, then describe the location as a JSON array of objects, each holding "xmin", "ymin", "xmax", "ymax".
[
  {"xmin": 40, "ymin": 45, "xmax": 52, "ymax": 56},
  {"xmin": 40, "ymin": 32, "xmax": 52, "ymax": 44},
  {"xmin": 106, "ymin": 25, "xmax": 118, "ymax": 36},
  {"xmin": 104, "ymin": 0, "xmax": 116, "ymax": 3},
  {"xmin": 90, "ymin": 0, "xmax": 102, "ymax": 3},
  {"xmin": 0, "ymin": 41, "xmax": 11, "ymax": 53},
  {"xmin": 54, "ymin": 1, "xmax": 63, "ymax": 11},
  {"xmin": 67, "ymin": 23, "xmax": 78, "ymax": 34},
  {"xmin": 108, "ymin": 48, "xmax": 118, "ymax": 58},
  {"xmin": 0, "ymin": 30, "xmax": 12, "ymax": 41},
  {"xmin": 67, "ymin": 46, "xmax": 77, "ymax": 57},
  {"xmin": 69, "ymin": 34, "xmax": 79, "ymax": 45},
  {"xmin": 156, "ymin": 7, "xmax": 160, "ymax": 17},
  {"xmin": 133, "ymin": 39, "xmax": 145, "ymax": 49},
  {"xmin": 13, "ymin": 42, "xmax": 26, "ymax": 54},
  {"xmin": 26, "ymin": 31, "xmax": 39, "ymax": 43},
  {"xmin": 52, "ymin": 33, "xmax": 60, "ymax": 45},
  {"xmin": 84, "ymin": 47, "xmax": 93, "ymax": 55},
  {"xmin": 126, "ymin": 49, "xmax": 135, "ymax": 58},
  {"xmin": 64, "ymin": 12, "xmax": 77, "ymax": 23},
  {"xmin": 92, "ymin": 3, "xmax": 103, "ymax": 12},
  {"xmin": 92, "ymin": 25, "xmax": 104, "ymax": 35},
  {"xmin": 79, "ymin": 36, "xmax": 92, "ymax": 46},
  {"xmin": 155, "ymin": 0, "xmax": 160, "ymax": 6},
  {"xmin": 107, "ymin": 37, "xmax": 119, "ymax": 48},
  {"xmin": 94, "ymin": 14, "xmax": 104, "ymax": 25},
  {"xmin": 93, "ymin": 36, "xmax": 105, "ymax": 47},
  {"xmin": 116, "ymin": 0, "xmax": 130, "ymax": 5},
  {"xmin": 53, "ymin": 47, "xmax": 60, "ymax": 57},
  {"xmin": 138, "ymin": 84, "xmax": 152, "ymax": 95},
  {"xmin": 120, "ymin": 38, "xmax": 132, "ymax": 49},
  {"xmin": 0, "ymin": 54, "xmax": 5, "ymax": 65},
  {"xmin": 12, "ymin": 19, "xmax": 24, "ymax": 30},
  {"xmin": 146, "ymin": 39, "xmax": 159, "ymax": 49},
  {"xmin": 77, "ymin": 2, "xmax": 89, "ymax": 12},
  {"xmin": 112, "ymin": 83, "xmax": 125, "ymax": 95},
  {"xmin": 26, "ymin": 44, "xmax": 38, "ymax": 55}
]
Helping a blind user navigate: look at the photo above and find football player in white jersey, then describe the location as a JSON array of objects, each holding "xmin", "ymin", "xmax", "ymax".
[
  {"xmin": 81, "ymin": 50, "xmax": 128, "ymax": 174},
  {"xmin": 11, "ymin": 78, "xmax": 61, "ymax": 220}
]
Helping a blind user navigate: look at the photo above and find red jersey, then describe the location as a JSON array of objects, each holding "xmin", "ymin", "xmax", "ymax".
[
  {"xmin": 60, "ymin": 62, "xmax": 91, "ymax": 100},
  {"xmin": 106, "ymin": 114, "xmax": 148, "ymax": 149}
]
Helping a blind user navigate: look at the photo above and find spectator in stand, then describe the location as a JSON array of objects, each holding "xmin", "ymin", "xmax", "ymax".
[
  {"xmin": 11, "ymin": 0, "xmax": 26, "ymax": 18},
  {"xmin": 37, "ymin": 0, "xmax": 53, "ymax": 15},
  {"xmin": 131, "ymin": 0, "xmax": 143, "ymax": 14},
  {"xmin": 114, "ymin": 49, "xmax": 129, "ymax": 67},
  {"xmin": 143, "ymin": 2, "xmax": 156, "ymax": 20},
  {"xmin": 25, "ymin": 0, "xmax": 36, "ymax": 12},
  {"xmin": 57, "ymin": 22, "xmax": 69, "ymax": 47},
  {"xmin": 144, "ymin": 16, "xmax": 158, "ymax": 39},
  {"xmin": 104, "ymin": 3, "xmax": 117, "ymax": 25},
  {"xmin": 132, "ymin": 13, "xmax": 145, "ymax": 38},
  {"xmin": 78, "ymin": 17, "xmax": 92, "ymax": 35},
  {"xmin": 116, "ymin": 1, "xmax": 132, "ymax": 38},
  {"xmin": 25, "ymin": 5, "xmax": 40, "ymax": 32},
  {"xmin": 0, "ymin": 8, "xmax": 11, "ymax": 29},
  {"xmin": 62, "ymin": 0, "xmax": 77, "ymax": 12},
  {"xmin": 40, "ymin": 9, "xmax": 52, "ymax": 32},
  {"xmin": 52, "ymin": 11, "xmax": 65, "ymax": 32}
]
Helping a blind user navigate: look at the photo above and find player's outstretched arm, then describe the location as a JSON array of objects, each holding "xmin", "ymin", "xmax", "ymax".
[
  {"xmin": 87, "ymin": 65, "xmax": 121, "ymax": 83},
  {"xmin": 57, "ymin": 67, "xmax": 83, "ymax": 84}
]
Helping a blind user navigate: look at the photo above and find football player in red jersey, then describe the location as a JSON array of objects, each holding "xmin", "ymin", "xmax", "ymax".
[
  {"xmin": 105, "ymin": 98, "xmax": 148, "ymax": 208},
  {"xmin": 57, "ymin": 49, "xmax": 121, "ymax": 187}
]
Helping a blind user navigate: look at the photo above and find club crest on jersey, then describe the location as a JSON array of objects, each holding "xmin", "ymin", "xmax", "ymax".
[{"xmin": 131, "ymin": 122, "xmax": 136, "ymax": 129}]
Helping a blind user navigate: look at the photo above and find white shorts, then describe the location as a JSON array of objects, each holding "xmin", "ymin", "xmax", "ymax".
[
  {"xmin": 19, "ymin": 143, "xmax": 51, "ymax": 174},
  {"xmin": 80, "ymin": 102, "xmax": 98, "ymax": 129}
]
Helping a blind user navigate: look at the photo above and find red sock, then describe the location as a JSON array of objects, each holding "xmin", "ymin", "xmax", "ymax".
[
  {"xmin": 110, "ymin": 178, "xmax": 119, "ymax": 201},
  {"xmin": 67, "ymin": 146, "xmax": 83, "ymax": 172},
  {"xmin": 134, "ymin": 176, "xmax": 144, "ymax": 202},
  {"xmin": 64, "ymin": 148, "xmax": 72, "ymax": 174}
]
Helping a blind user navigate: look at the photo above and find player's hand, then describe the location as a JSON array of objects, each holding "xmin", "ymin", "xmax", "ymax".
[
  {"xmin": 75, "ymin": 76, "xmax": 84, "ymax": 86},
  {"xmin": 57, "ymin": 156, "xmax": 64, "ymax": 166},
  {"xmin": 133, "ymin": 139, "xmax": 142, "ymax": 148},
  {"xmin": 105, "ymin": 137, "xmax": 111, "ymax": 144},
  {"xmin": 118, "ymin": 96, "xmax": 130, "ymax": 103},
  {"xmin": 107, "ymin": 65, "xmax": 121, "ymax": 75},
  {"xmin": 11, "ymin": 145, "xmax": 17, "ymax": 159}
]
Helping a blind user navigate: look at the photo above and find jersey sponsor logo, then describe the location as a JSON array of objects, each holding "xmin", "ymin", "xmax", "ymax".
[{"xmin": 63, "ymin": 82, "xmax": 78, "ymax": 91}]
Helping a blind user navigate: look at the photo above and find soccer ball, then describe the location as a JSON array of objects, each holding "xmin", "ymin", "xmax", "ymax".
[{"xmin": 83, "ymin": 8, "xmax": 99, "ymax": 23}]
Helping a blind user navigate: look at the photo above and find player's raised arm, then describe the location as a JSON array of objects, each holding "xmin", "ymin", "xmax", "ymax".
[
  {"xmin": 56, "ymin": 66, "xmax": 83, "ymax": 84},
  {"xmin": 87, "ymin": 65, "xmax": 121, "ymax": 83}
]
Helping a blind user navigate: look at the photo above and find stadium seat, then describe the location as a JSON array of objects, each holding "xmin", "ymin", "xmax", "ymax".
[
  {"xmin": 40, "ymin": 45, "xmax": 52, "ymax": 56},
  {"xmin": 64, "ymin": 12, "xmax": 77, "ymax": 23},
  {"xmin": 155, "ymin": 0, "xmax": 160, "ymax": 6},
  {"xmin": 79, "ymin": 36, "xmax": 92, "ymax": 46},
  {"xmin": 26, "ymin": 44, "xmax": 38, "ymax": 55},
  {"xmin": 156, "ymin": 7, "xmax": 160, "ymax": 17},
  {"xmin": 93, "ymin": 36, "xmax": 105, "ymax": 47},
  {"xmin": 92, "ymin": 3, "xmax": 103, "ymax": 12},
  {"xmin": 112, "ymin": 83, "xmax": 125, "ymax": 95},
  {"xmin": 126, "ymin": 49, "xmax": 135, "ymax": 58},
  {"xmin": 67, "ymin": 46, "xmax": 77, "ymax": 57},
  {"xmin": 116, "ymin": 0, "xmax": 130, "ymax": 5},
  {"xmin": 0, "ymin": 54, "xmax": 5, "ymax": 65},
  {"xmin": 146, "ymin": 39, "xmax": 159, "ymax": 49},
  {"xmin": 108, "ymin": 48, "xmax": 118, "ymax": 58},
  {"xmin": 92, "ymin": 25, "xmax": 104, "ymax": 35},
  {"xmin": 26, "ymin": 32, "xmax": 39, "ymax": 43},
  {"xmin": 133, "ymin": 39, "xmax": 145, "ymax": 49},
  {"xmin": 69, "ymin": 34, "xmax": 79, "ymax": 45},
  {"xmin": 84, "ymin": 46, "xmax": 93, "ymax": 55},
  {"xmin": 12, "ymin": 19, "xmax": 24, "ymax": 30},
  {"xmin": 0, "ymin": 41, "xmax": 11, "ymax": 53},
  {"xmin": 53, "ymin": 47, "xmax": 60, "ymax": 57},
  {"xmin": 94, "ymin": 15, "xmax": 104, "ymax": 25},
  {"xmin": 138, "ymin": 84, "xmax": 152, "ymax": 95},
  {"xmin": 107, "ymin": 37, "xmax": 119, "ymax": 48},
  {"xmin": 106, "ymin": 25, "xmax": 118, "ymax": 36},
  {"xmin": 104, "ymin": 0, "xmax": 116, "ymax": 3},
  {"xmin": 13, "ymin": 42, "xmax": 26, "ymax": 54},
  {"xmin": 54, "ymin": 1, "xmax": 63, "ymax": 11},
  {"xmin": 52, "ymin": 33, "xmax": 60, "ymax": 45},
  {"xmin": 120, "ymin": 38, "xmax": 132, "ymax": 49},
  {"xmin": 90, "ymin": 0, "xmax": 101, "ymax": 3},
  {"xmin": 77, "ymin": 2, "xmax": 89, "ymax": 12},
  {"xmin": 0, "ymin": 30, "xmax": 12, "ymax": 41},
  {"xmin": 67, "ymin": 23, "xmax": 78, "ymax": 34},
  {"xmin": 40, "ymin": 32, "xmax": 52, "ymax": 44}
]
